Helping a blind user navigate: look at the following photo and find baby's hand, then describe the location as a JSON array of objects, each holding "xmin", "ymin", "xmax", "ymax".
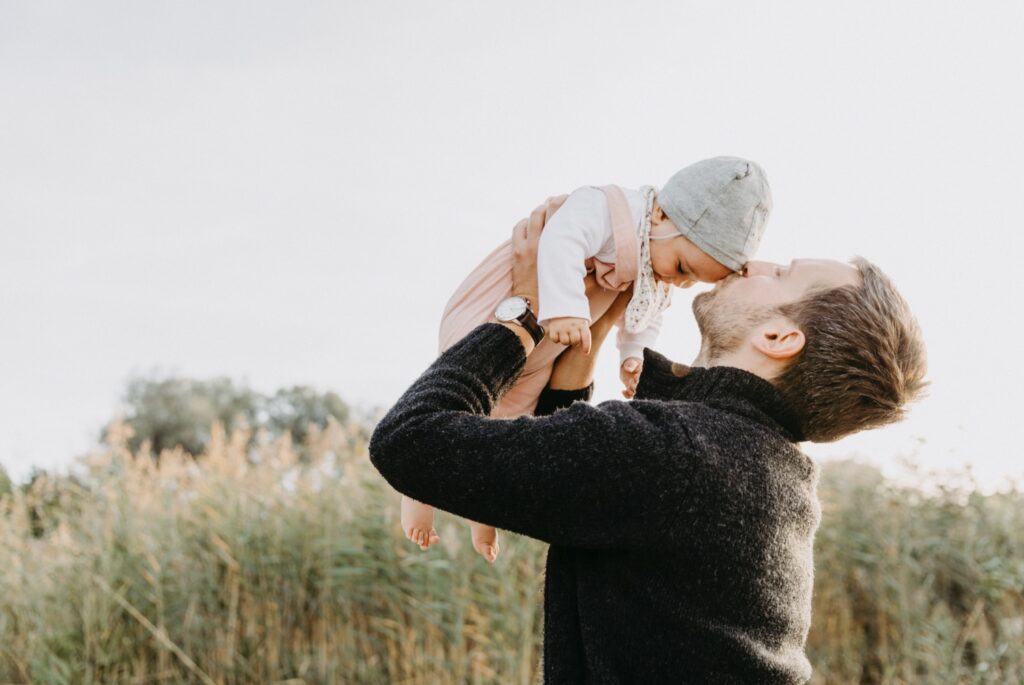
[
  {"xmin": 547, "ymin": 317, "xmax": 592, "ymax": 354},
  {"xmin": 620, "ymin": 357, "xmax": 643, "ymax": 398}
]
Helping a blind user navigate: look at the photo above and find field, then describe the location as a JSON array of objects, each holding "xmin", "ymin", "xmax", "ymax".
[{"xmin": 1, "ymin": 420, "xmax": 1022, "ymax": 684}]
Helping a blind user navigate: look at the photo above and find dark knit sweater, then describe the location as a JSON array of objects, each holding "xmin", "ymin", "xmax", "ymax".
[{"xmin": 369, "ymin": 324, "xmax": 821, "ymax": 684}]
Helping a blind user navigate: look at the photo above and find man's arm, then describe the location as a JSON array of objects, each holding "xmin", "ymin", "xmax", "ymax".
[
  {"xmin": 534, "ymin": 287, "xmax": 630, "ymax": 415},
  {"xmin": 368, "ymin": 322, "xmax": 691, "ymax": 549}
]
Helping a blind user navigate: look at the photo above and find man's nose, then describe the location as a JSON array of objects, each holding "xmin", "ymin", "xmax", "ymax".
[{"xmin": 741, "ymin": 261, "xmax": 779, "ymax": 278}]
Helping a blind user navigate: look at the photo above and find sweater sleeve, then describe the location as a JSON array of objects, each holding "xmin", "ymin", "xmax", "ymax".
[
  {"xmin": 536, "ymin": 186, "xmax": 612, "ymax": 325},
  {"xmin": 616, "ymin": 310, "xmax": 663, "ymax": 365},
  {"xmin": 533, "ymin": 383, "xmax": 594, "ymax": 417},
  {"xmin": 368, "ymin": 323, "xmax": 689, "ymax": 550}
]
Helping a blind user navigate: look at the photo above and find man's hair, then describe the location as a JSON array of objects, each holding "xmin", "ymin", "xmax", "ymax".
[{"xmin": 773, "ymin": 257, "xmax": 928, "ymax": 443}]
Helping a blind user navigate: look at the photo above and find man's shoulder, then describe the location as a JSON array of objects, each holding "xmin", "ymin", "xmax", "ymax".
[
  {"xmin": 619, "ymin": 396, "xmax": 800, "ymax": 448},
  {"xmin": 572, "ymin": 393, "xmax": 802, "ymax": 450},
  {"xmin": 588, "ymin": 397, "xmax": 704, "ymax": 447},
  {"xmin": 553, "ymin": 396, "xmax": 688, "ymax": 439},
  {"xmin": 667, "ymin": 399, "xmax": 816, "ymax": 478}
]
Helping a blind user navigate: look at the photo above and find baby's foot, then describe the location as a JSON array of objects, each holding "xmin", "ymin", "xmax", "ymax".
[
  {"xmin": 469, "ymin": 520, "xmax": 500, "ymax": 563},
  {"xmin": 401, "ymin": 495, "xmax": 439, "ymax": 550}
]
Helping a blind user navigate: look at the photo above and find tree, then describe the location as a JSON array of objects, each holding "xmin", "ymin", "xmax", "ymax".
[
  {"xmin": 264, "ymin": 385, "xmax": 350, "ymax": 447},
  {"xmin": 105, "ymin": 375, "xmax": 351, "ymax": 458},
  {"xmin": 108, "ymin": 376, "xmax": 260, "ymax": 455}
]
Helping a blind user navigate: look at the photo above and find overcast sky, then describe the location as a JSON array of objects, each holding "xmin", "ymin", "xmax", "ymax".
[{"xmin": 1, "ymin": 1, "xmax": 1022, "ymax": 489}]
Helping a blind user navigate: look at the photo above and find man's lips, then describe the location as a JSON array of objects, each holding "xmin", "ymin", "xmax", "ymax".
[{"xmin": 715, "ymin": 273, "xmax": 743, "ymax": 289}]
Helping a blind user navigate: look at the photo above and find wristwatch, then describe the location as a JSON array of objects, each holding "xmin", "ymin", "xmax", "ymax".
[{"xmin": 495, "ymin": 296, "xmax": 545, "ymax": 345}]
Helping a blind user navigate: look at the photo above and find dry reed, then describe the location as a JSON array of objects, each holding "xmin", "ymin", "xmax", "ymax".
[{"xmin": 0, "ymin": 422, "xmax": 1021, "ymax": 684}]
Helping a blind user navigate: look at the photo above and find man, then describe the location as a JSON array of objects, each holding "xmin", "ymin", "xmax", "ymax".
[{"xmin": 369, "ymin": 203, "xmax": 927, "ymax": 684}]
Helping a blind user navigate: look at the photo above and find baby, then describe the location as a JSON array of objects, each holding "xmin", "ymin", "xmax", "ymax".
[{"xmin": 403, "ymin": 156, "xmax": 772, "ymax": 562}]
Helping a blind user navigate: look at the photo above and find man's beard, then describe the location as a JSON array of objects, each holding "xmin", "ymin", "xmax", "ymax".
[{"xmin": 692, "ymin": 288, "xmax": 776, "ymax": 365}]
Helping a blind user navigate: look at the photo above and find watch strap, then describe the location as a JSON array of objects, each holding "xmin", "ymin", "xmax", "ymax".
[{"xmin": 517, "ymin": 307, "xmax": 545, "ymax": 345}]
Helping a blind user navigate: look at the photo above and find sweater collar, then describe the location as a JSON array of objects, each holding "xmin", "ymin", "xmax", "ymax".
[{"xmin": 634, "ymin": 347, "xmax": 806, "ymax": 442}]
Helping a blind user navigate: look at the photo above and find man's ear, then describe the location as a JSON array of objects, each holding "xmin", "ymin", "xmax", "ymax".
[{"xmin": 751, "ymin": 318, "xmax": 805, "ymax": 360}]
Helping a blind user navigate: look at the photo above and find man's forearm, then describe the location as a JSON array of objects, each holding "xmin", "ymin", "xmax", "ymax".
[
  {"xmin": 547, "ymin": 346, "xmax": 599, "ymax": 390},
  {"xmin": 369, "ymin": 324, "xmax": 527, "ymax": 492},
  {"xmin": 547, "ymin": 293, "xmax": 619, "ymax": 390}
]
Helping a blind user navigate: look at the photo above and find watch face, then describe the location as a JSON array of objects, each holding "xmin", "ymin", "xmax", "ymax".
[{"xmin": 496, "ymin": 297, "xmax": 527, "ymax": 321}]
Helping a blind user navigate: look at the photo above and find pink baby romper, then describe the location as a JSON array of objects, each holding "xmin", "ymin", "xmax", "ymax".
[{"xmin": 438, "ymin": 185, "xmax": 640, "ymax": 418}]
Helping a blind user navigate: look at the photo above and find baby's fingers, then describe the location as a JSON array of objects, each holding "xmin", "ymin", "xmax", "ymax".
[{"xmin": 581, "ymin": 327, "xmax": 592, "ymax": 355}]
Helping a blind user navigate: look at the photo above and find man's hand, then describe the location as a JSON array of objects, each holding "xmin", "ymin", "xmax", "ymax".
[
  {"xmin": 547, "ymin": 317, "xmax": 592, "ymax": 354},
  {"xmin": 511, "ymin": 194, "xmax": 568, "ymax": 314},
  {"xmin": 620, "ymin": 357, "xmax": 643, "ymax": 399}
]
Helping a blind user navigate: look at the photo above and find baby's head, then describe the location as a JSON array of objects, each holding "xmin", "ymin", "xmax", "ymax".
[{"xmin": 649, "ymin": 157, "xmax": 772, "ymax": 288}]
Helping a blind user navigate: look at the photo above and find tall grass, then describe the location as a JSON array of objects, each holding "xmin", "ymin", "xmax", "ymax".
[
  {"xmin": 809, "ymin": 461, "xmax": 1024, "ymax": 684},
  {"xmin": 0, "ymin": 421, "xmax": 1021, "ymax": 684}
]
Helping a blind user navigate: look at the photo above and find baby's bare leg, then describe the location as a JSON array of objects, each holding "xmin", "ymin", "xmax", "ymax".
[
  {"xmin": 401, "ymin": 495, "xmax": 439, "ymax": 550},
  {"xmin": 469, "ymin": 520, "xmax": 499, "ymax": 563}
]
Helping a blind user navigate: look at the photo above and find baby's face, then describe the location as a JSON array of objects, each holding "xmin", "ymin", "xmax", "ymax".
[{"xmin": 649, "ymin": 205, "xmax": 733, "ymax": 287}]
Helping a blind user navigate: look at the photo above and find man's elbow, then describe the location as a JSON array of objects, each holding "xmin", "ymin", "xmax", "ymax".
[
  {"xmin": 367, "ymin": 422, "xmax": 400, "ymax": 478},
  {"xmin": 369, "ymin": 427, "xmax": 429, "ymax": 503},
  {"xmin": 368, "ymin": 413, "xmax": 426, "ymax": 485}
]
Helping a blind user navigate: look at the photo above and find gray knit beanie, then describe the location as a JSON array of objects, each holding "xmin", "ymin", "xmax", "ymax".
[{"xmin": 656, "ymin": 157, "xmax": 772, "ymax": 272}]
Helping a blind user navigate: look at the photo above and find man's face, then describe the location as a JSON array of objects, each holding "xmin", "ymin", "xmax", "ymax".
[{"xmin": 692, "ymin": 259, "xmax": 861, "ymax": 360}]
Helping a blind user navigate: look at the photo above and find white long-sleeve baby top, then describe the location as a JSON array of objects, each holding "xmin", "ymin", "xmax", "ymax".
[{"xmin": 535, "ymin": 185, "xmax": 663, "ymax": 364}]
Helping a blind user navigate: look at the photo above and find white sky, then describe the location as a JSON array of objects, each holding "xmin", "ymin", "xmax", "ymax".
[{"xmin": 1, "ymin": 1, "xmax": 1022, "ymax": 489}]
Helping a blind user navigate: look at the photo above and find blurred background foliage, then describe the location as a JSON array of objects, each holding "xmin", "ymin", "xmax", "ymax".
[
  {"xmin": 104, "ymin": 375, "xmax": 353, "ymax": 458},
  {"xmin": 0, "ymin": 379, "xmax": 1021, "ymax": 684},
  {"xmin": 0, "ymin": 463, "xmax": 11, "ymax": 499}
]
